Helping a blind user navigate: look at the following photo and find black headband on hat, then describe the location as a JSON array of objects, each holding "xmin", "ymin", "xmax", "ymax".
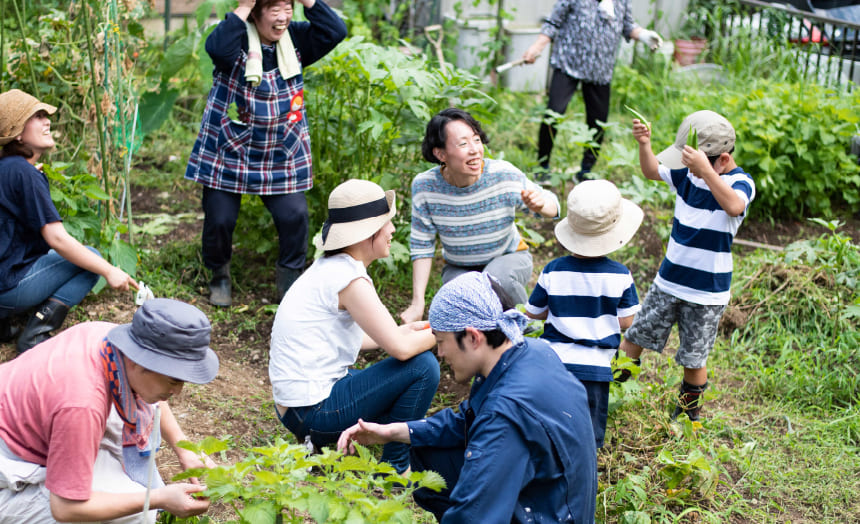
[{"xmin": 321, "ymin": 196, "xmax": 390, "ymax": 243}]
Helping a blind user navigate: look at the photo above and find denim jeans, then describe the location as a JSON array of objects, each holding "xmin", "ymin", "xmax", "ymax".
[
  {"xmin": 441, "ymin": 250, "xmax": 533, "ymax": 305},
  {"xmin": 277, "ymin": 351, "xmax": 440, "ymax": 473},
  {"xmin": 0, "ymin": 248, "xmax": 100, "ymax": 316}
]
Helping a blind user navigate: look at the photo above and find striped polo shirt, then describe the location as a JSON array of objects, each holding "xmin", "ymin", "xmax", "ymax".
[
  {"xmin": 409, "ymin": 159, "xmax": 559, "ymax": 267},
  {"xmin": 526, "ymin": 255, "xmax": 640, "ymax": 382},
  {"xmin": 654, "ymin": 165, "xmax": 755, "ymax": 306}
]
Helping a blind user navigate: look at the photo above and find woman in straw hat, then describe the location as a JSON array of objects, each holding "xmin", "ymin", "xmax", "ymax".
[
  {"xmin": 0, "ymin": 89, "xmax": 137, "ymax": 353},
  {"xmin": 269, "ymin": 179, "xmax": 439, "ymax": 473}
]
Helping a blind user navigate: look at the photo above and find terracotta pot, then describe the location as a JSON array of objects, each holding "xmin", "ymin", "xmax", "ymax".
[{"xmin": 673, "ymin": 37, "xmax": 708, "ymax": 66}]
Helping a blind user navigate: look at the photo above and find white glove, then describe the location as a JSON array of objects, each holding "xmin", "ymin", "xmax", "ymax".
[
  {"xmin": 598, "ymin": 0, "xmax": 615, "ymax": 21},
  {"xmin": 637, "ymin": 29, "xmax": 663, "ymax": 51}
]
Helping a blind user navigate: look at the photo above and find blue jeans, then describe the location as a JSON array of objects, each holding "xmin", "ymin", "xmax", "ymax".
[
  {"xmin": 277, "ymin": 351, "xmax": 440, "ymax": 473},
  {"xmin": 0, "ymin": 248, "xmax": 100, "ymax": 317}
]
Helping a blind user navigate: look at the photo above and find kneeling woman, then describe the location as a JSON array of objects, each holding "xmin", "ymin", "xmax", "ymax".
[
  {"xmin": 269, "ymin": 179, "xmax": 439, "ymax": 472},
  {"xmin": 0, "ymin": 89, "xmax": 137, "ymax": 353}
]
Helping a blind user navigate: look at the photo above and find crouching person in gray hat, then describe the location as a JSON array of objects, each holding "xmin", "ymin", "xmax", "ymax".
[
  {"xmin": 0, "ymin": 298, "xmax": 219, "ymax": 523},
  {"xmin": 339, "ymin": 272, "xmax": 597, "ymax": 523}
]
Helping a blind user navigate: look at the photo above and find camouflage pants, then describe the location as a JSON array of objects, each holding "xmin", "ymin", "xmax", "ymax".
[{"xmin": 625, "ymin": 285, "xmax": 726, "ymax": 369}]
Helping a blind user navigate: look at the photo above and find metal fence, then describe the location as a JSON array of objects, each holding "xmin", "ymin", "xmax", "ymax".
[{"xmin": 716, "ymin": 0, "xmax": 859, "ymax": 88}]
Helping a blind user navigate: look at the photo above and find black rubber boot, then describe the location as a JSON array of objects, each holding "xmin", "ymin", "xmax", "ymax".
[
  {"xmin": 16, "ymin": 299, "xmax": 70, "ymax": 353},
  {"xmin": 0, "ymin": 316, "xmax": 20, "ymax": 343},
  {"xmin": 671, "ymin": 381, "xmax": 709, "ymax": 422},
  {"xmin": 276, "ymin": 266, "xmax": 302, "ymax": 303},
  {"xmin": 209, "ymin": 262, "xmax": 232, "ymax": 307}
]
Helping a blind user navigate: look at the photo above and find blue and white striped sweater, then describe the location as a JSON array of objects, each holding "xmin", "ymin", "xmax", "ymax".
[
  {"xmin": 654, "ymin": 165, "xmax": 755, "ymax": 305},
  {"xmin": 410, "ymin": 159, "xmax": 558, "ymax": 266},
  {"xmin": 527, "ymin": 256, "xmax": 640, "ymax": 382}
]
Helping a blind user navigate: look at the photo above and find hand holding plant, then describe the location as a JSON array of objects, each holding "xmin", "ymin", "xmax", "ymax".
[
  {"xmin": 681, "ymin": 146, "xmax": 712, "ymax": 179},
  {"xmin": 631, "ymin": 119, "xmax": 652, "ymax": 145}
]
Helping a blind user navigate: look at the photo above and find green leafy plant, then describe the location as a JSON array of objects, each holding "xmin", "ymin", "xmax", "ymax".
[{"xmin": 173, "ymin": 437, "xmax": 445, "ymax": 524}]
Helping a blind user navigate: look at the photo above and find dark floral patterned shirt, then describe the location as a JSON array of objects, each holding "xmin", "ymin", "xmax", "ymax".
[{"xmin": 541, "ymin": 0, "xmax": 638, "ymax": 84}]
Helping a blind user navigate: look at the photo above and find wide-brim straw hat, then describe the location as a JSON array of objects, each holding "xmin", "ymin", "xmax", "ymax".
[
  {"xmin": 555, "ymin": 179, "xmax": 643, "ymax": 257},
  {"xmin": 107, "ymin": 298, "xmax": 219, "ymax": 384},
  {"xmin": 320, "ymin": 179, "xmax": 397, "ymax": 251},
  {"xmin": 0, "ymin": 89, "xmax": 57, "ymax": 146}
]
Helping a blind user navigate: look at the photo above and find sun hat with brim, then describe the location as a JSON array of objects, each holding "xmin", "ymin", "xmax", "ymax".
[
  {"xmin": 107, "ymin": 298, "xmax": 219, "ymax": 384},
  {"xmin": 319, "ymin": 179, "xmax": 397, "ymax": 251},
  {"xmin": 656, "ymin": 110, "xmax": 735, "ymax": 170},
  {"xmin": 554, "ymin": 179, "xmax": 643, "ymax": 257},
  {"xmin": 0, "ymin": 89, "xmax": 57, "ymax": 146}
]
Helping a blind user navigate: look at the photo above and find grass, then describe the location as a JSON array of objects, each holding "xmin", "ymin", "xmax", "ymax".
[
  {"xmin": 40, "ymin": 24, "xmax": 857, "ymax": 522},
  {"xmin": 125, "ymin": 88, "xmax": 860, "ymax": 522}
]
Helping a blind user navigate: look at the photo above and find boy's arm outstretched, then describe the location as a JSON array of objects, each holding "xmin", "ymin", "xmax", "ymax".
[{"xmin": 632, "ymin": 119, "xmax": 661, "ymax": 181}]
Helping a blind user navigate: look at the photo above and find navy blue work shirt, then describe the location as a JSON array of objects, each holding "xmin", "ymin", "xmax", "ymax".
[
  {"xmin": 408, "ymin": 338, "xmax": 598, "ymax": 523},
  {"xmin": 0, "ymin": 156, "xmax": 61, "ymax": 292}
]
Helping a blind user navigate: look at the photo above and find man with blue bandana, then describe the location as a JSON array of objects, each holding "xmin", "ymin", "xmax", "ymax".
[{"xmin": 338, "ymin": 272, "xmax": 597, "ymax": 523}]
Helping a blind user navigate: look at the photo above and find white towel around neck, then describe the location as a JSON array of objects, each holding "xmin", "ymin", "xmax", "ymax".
[{"xmin": 244, "ymin": 21, "xmax": 301, "ymax": 86}]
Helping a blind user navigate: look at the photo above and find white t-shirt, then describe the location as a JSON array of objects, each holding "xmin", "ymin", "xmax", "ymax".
[{"xmin": 269, "ymin": 254, "xmax": 370, "ymax": 407}]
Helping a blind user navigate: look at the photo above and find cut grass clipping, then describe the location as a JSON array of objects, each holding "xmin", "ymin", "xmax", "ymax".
[{"xmin": 624, "ymin": 105, "xmax": 651, "ymax": 132}]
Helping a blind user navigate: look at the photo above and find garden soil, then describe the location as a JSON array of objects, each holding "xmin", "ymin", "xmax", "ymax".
[{"xmin": 0, "ymin": 183, "xmax": 856, "ymax": 522}]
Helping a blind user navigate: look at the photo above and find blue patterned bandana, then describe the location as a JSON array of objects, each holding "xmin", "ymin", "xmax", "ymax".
[{"xmin": 429, "ymin": 272, "xmax": 527, "ymax": 346}]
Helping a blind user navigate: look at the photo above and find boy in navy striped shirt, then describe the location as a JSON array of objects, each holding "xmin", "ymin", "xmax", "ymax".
[
  {"xmin": 619, "ymin": 111, "xmax": 755, "ymax": 422},
  {"xmin": 526, "ymin": 180, "xmax": 643, "ymax": 448}
]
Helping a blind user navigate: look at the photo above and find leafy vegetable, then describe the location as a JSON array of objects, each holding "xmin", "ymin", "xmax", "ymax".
[
  {"xmin": 624, "ymin": 104, "xmax": 651, "ymax": 131},
  {"xmin": 687, "ymin": 124, "xmax": 698, "ymax": 149}
]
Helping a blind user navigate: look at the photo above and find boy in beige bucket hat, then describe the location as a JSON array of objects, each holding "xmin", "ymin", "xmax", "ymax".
[
  {"xmin": 618, "ymin": 110, "xmax": 755, "ymax": 422},
  {"xmin": 525, "ymin": 179, "xmax": 643, "ymax": 448}
]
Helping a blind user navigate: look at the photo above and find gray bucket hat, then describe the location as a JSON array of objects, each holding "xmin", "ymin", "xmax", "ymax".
[{"xmin": 107, "ymin": 298, "xmax": 219, "ymax": 384}]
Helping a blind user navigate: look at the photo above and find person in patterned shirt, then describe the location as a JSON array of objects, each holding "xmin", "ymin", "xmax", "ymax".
[{"xmin": 523, "ymin": 0, "xmax": 663, "ymax": 181}]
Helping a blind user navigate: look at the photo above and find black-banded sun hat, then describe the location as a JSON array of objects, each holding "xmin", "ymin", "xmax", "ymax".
[
  {"xmin": 554, "ymin": 180, "xmax": 643, "ymax": 257},
  {"xmin": 107, "ymin": 298, "xmax": 219, "ymax": 384},
  {"xmin": 319, "ymin": 179, "xmax": 397, "ymax": 251},
  {"xmin": 0, "ymin": 89, "xmax": 57, "ymax": 146}
]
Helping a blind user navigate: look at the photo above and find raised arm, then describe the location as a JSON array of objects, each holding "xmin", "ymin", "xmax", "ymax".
[
  {"xmin": 632, "ymin": 119, "xmax": 661, "ymax": 181},
  {"xmin": 681, "ymin": 147, "xmax": 747, "ymax": 216}
]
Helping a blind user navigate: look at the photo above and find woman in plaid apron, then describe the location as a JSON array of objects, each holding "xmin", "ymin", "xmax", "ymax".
[{"xmin": 185, "ymin": 0, "xmax": 346, "ymax": 306}]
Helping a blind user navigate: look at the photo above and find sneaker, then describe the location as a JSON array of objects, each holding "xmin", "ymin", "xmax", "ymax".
[{"xmin": 575, "ymin": 168, "xmax": 592, "ymax": 183}]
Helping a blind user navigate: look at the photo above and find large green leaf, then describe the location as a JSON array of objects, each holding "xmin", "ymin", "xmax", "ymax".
[{"xmin": 138, "ymin": 88, "xmax": 180, "ymax": 136}]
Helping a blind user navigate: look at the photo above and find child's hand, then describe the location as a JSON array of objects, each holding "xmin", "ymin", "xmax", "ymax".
[
  {"xmin": 521, "ymin": 188, "xmax": 546, "ymax": 213},
  {"xmin": 632, "ymin": 119, "xmax": 651, "ymax": 145},
  {"xmin": 681, "ymin": 146, "xmax": 713, "ymax": 178}
]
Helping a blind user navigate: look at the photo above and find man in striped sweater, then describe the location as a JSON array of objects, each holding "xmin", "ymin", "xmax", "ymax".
[
  {"xmin": 619, "ymin": 110, "xmax": 755, "ymax": 422},
  {"xmin": 400, "ymin": 108, "xmax": 560, "ymax": 323}
]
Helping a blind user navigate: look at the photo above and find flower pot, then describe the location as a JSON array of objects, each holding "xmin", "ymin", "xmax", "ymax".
[{"xmin": 673, "ymin": 37, "xmax": 708, "ymax": 66}]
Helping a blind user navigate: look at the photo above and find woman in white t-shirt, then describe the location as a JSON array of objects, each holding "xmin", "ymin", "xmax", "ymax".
[{"xmin": 269, "ymin": 179, "xmax": 439, "ymax": 473}]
